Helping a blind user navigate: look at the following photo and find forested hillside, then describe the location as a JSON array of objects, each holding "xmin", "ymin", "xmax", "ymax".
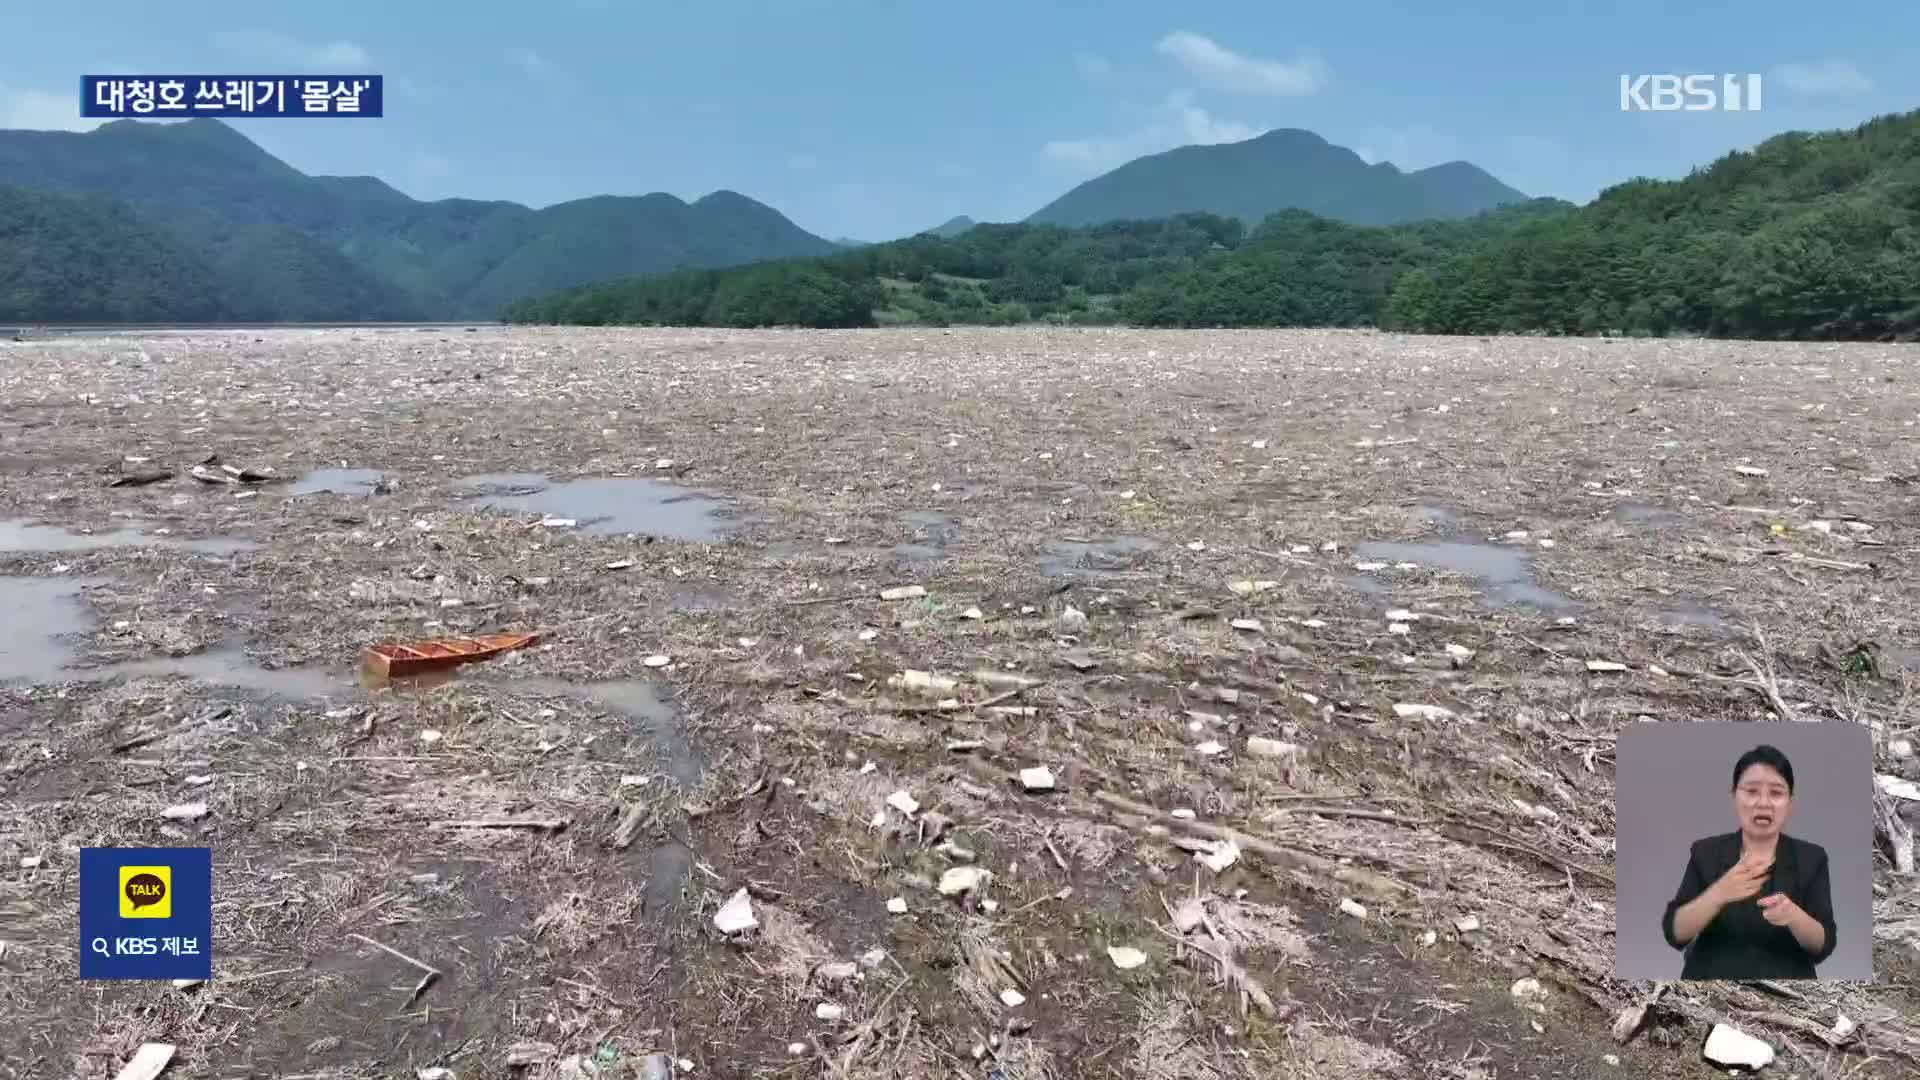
[
  {"xmin": 0, "ymin": 119, "xmax": 841, "ymax": 321},
  {"xmin": 1389, "ymin": 112, "xmax": 1920, "ymax": 339},
  {"xmin": 503, "ymin": 213, "xmax": 1254, "ymax": 327},
  {"xmin": 510, "ymin": 111, "xmax": 1920, "ymax": 343},
  {"xmin": 0, "ymin": 184, "xmax": 229, "ymax": 322}
]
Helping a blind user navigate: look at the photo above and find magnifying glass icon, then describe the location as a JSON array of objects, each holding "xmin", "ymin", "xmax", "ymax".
[{"xmin": 90, "ymin": 937, "xmax": 110, "ymax": 957}]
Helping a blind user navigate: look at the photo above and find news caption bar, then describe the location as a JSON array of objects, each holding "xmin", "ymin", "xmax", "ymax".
[{"xmin": 81, "ymin": 75, "xmax": 384, "ymax": 118}]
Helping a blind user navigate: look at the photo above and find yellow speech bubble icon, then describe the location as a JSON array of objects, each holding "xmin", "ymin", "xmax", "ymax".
[{"xmin": 119, "ymin": 865, "xmax": 172, "ymax": 919}]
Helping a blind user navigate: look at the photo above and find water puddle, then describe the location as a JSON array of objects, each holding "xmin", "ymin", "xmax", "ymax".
[
  {"xmin": 288, "ymin": 468, "xmax": 385, "ymax": 496},
  {"xmin": 903, "ymin": 510, "xmax": 960, "ymax": 544},
  {"xmin": 510, "ymin": 676, "xmax": 698, "ymax": 788},
  {"xmin": 0, "ymin": 519, "xmax": 256, "ymax": 556},
  {"xmin": 0, "ymin": 577, "xmax": 103, "ymax": 685},
  {"xmin": 1039, "ymin": 536, "xmax": 1159, "ymax": 578},
  {"xmin": 1614, "ymin": 502, "xmax": 1684, "ymax": 526},
  {"xmin": 669, "ymin": 588, "xmax": 734, "ymax": 612},
  {"xmin": 1351, "ymin": 539, "xmax": 1577, "ymax": 611},
  {"xmin": 451, "ymin": 473, "xmax": 733, "ymax": 540},
  {"xmin": 1654, "ymin": 601, "xmax": 1731, "ymax": 632},
  {"xmin": 892, "ymin": 509, "xmax": 960, "ymax": 565}
]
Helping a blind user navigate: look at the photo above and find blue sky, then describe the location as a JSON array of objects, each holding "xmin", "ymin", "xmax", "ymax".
[{"xmin": 2, "ymin": 1, "xmax": 1911, "ymax": 241}]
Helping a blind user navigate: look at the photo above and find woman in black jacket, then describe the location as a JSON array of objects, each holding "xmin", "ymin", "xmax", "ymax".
[{"xmin": 1661, "ymin": 744, "xmax": 1839, "ymax": 979}]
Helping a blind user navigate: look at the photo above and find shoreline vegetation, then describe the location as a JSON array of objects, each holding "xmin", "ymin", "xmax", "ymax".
[{"xmin": 504, "ymin": 111, "xmax": 1920, "ymax": 343}]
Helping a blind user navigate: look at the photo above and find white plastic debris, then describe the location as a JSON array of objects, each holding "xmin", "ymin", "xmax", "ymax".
[
  {"xmin": 114, "ymin": 1044, "xmax": 176, "ymax": 1080},
  {"xmin": 886, "ymin": 896, "xmax": 908, "ymax": 914},
  {"xmin": 961, "ymin": 606, "xmax": 984, "ymax": 620},
  {"xmin": 1585, "ymin": 660, "xmax": 1628, "ymax": 673},
  {"xmin": 787, "ymin": 1043, "xmax": 807, "ymax": 1056},
  {"xmin": 1107, "ymin": 946, "xmax": 1148, "ymax": 970},
  {"xmin": 1833, "ymin": 1014, "xmax": 1856, "ymax": 1039},
  {"xmin": 1019, "ymin": 767, "xmax": 1056, "ymax": 791},
  {"xmin": 1384, "ymin": 608, "xmax": 1417, "ymax": 622},
  {"xmin": 1245, "ymin": 737, "xmax": 1299, "ymax": 759},
  {"xmin": 417, "ymin": 1069, "xmax": 454, "ymax": 1080},
  {"xmin": 714, "ymin": 888, "xmax": 758, "ymax": 934},
  {"xmin": 1197, "ymin": 839, "xmax": 1240, "ymax": 873},
  {"xmin": 1388, "ymin": 622, "xmax": 1411, "ymax": 636},
  {"xmin": 887, "ymin": 791, "xmax": 921, "ymax": 816},
  {"xmin": 1057, "ymin": 605, "xmax": 1089, "ymax": 632},
  {"xmin": 1229, "ymin": 579, "xmax": 1279, "ymax": 597},
  {"xmin": 1733, "ymin": 465, "xmax": 1769, "ymax": 477},
  {"xmin": 857, "ymin": 628, "xmax": 878, "ymax": 642},
  {"xmin": 1340, "ymin": 898, "xmax": 1367, "ymax": 920},
  {"xmin": 1229, "ymin": 618, "xmax": 1264, "ymax": 632},
  {"xmin": 880, "ymin": 585, "xmax": 926, "ymax": 601},
  {"xmin": 1702, "ymin": 1023, "xmax": 1774, "ymax": 1070},
  {"xmin": 1511, "ymin": 978, "xmax": 1546, "ymax": 999},
  {"xmin": 1445, "ymin": 643, "xmax": 1474, "ymax": 662},
  {"xmin": 19, "ymin": 856, "xmax": 42, "ymax": 870},
  {"xmin": 1000, "ymin": 988, "xmax": 1026, "ymax": 1007},
  {"xmin": 1420, "ymin": 930, "xmax": 1437, "ymax": 946},
  {"xmin": 815, "ymin": 1003, "xmax": 845, "ymax": 1022},
  {"xmin": 1393, "ymin": 703, "xmax": 1455, "ymax": 721},
  {"xmin": 1890, "ymin": 739, "xmax": 1914, "ymax": 760},
  {"xmin": 160, "ymin": 802, "xmax": 209, "ymax": 821},
  {"xmin": 1170, "ymin": 808, "xmax": 1196, "ymax": 820},
  {"xmin": 643, "ymin": 654, "xmax": 672, "ymax": 668},
  {"xmin": 1455, "ymin": 915, "xmax": 1481, "ymax": 933},
  {"xmin": 1875, "ymin": 774, "xmax": 1920, "ymax": 802},
  {"xmin": 938, "ymin": 866, "xmax": 991, "ymax": 896},
  {"xmin": 1194, "ymin": 740, "xmax": 1226, "ymax": 756}
]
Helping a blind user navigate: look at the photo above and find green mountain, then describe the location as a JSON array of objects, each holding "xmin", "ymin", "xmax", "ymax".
[
  {"xmin": 507, "ymin": 106, "xmax": 1920, "ymax": 342},
  {"xmin": 0, "ymin": 118, "xmax": 840, "ymax": 320},
  {"xmin": 923, "ymin": 215, "xmax": 978, "ymax": 238},
  {"xmin": 1389, "ymin": 111, "xmax": 1920, "ymax": 340},
  {"xmin": 0, "ymin": 184, "xmax": 228, "ymax": 322},
  {"xmin": 1026, "ymin": 128, "xmax": 1528, "ymax": 229}
]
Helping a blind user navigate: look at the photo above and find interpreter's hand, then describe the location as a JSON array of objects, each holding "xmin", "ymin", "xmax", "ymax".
[
  {"xmin": 1709, "ymin": 850, "xmax": 1773, "ymax": 906},
  {"xmin": 1757, "ymin": 893, "xmax": 1806, "ymax": 927}
]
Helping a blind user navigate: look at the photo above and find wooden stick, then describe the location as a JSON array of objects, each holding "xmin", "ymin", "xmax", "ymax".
[
  {"xmin": 436, "ymin": 818, "xmax": 569, "ymax": 831},
  {"xmin": 1093, "ymin": 790, "xmax": 1418, "ymax": 899}
]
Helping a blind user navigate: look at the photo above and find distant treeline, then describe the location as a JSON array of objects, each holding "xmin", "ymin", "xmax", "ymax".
[{"xmin": 507, "ymin": 110, "xmax": 1920, "ymax": 342}]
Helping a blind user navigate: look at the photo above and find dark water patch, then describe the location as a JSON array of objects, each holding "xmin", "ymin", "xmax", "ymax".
[
  {"xmin": 1352, "ymin": 539, "xmax": 1577, "ymax": 610},
  {"xmin": 451, "ymin": 473, "xmax": 733, "ymax": 541},
  {"xmin": 1615, "ymin": 502, "xmax": 1685, "ymax": 526},
  {"xmin": 0, "ymin": 577, "xmax": 102, "ymax": 684},
  {"xmin": 669, "ymin": 588, "xmax": 735, "ymax": 612},
  {"xmin": 0, "ymin": 518, "xmax": 255, "ymax": 556},
  {"xmin": 1654, "ymin": 601, "xmax": 1731, "ymax": 633},
  {"xmin": 1039, "ymin": 536, "xmax": 1159, "ymax": 578},
  {"xmin": 288, "ymin": 468, "xmax": 385, "ymax": 497},
  {"xmin": 507, "ymin": 676, "xmax": 697, "ymax": 789}
]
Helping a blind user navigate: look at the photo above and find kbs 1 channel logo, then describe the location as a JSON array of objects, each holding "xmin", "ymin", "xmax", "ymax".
[
  {"xmin": 79, "ymin": 848, "xmax": 213, "ymax": 980},
  {"xmin": 81, "ymin": 75, "xmax": 384, "ymax": 118}
]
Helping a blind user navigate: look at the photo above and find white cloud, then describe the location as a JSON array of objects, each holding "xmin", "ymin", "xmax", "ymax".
[
  {"xmin": 506, "ymin": 47, "xmax": 560, "ymax": 81},
  {"xmin": 1042, "ymin": 89, "xmax": 1259, "ymax": 175},
  {"xmin": 213, "ymin": 29, "xmax": 372, "ymax": 69},
  {"xmin": 1154, "ymin": 31, "xmax": 1328, "ymax": 96},
  {"xmin": 1771, "ymin": 60, "xmax": 1871, "ymax": 95},
  {"xmin": 407, "ymin": 151, "xmax": 454, "ymax": 181},
  {"xmin": 0, "ymin": 85, "xmax": 99, "ymax": 132},
  {"xmin": 787, "ymin": 153, "xmax": 819, "ymax": 171},
  {"xmin": 1073, "ymin": 52, "xmax": 1114, "ymax": 82}
]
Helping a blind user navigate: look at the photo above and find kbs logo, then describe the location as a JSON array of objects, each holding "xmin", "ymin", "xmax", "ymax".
[
  {"xmin": 119, "ymin": 865, "xmax": 171, "ymax": 918},
  {"xmin": 1620, "ymin": 73, "xmax": 1763, "ymax": 112}
]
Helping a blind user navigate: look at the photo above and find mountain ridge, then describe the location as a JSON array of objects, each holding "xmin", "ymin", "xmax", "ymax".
[
  {"xmin": 0, "ymin": 118, "xmax": 840, "ymax": 319},
  {"xmin": 1026, "ymin": 127, "xmax": 1527, "ymax": 229}
]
